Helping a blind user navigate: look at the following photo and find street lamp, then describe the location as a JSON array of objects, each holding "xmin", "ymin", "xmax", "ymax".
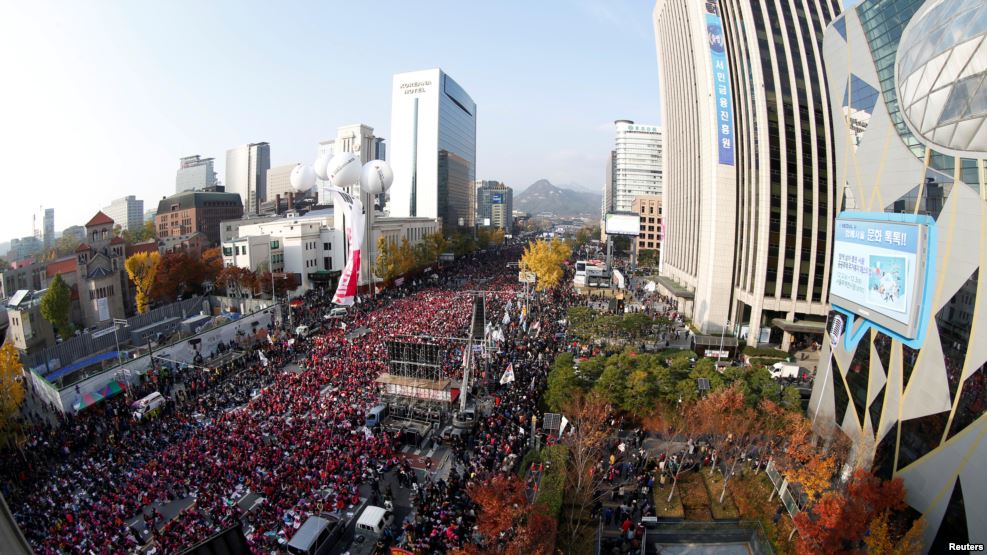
[
  {"xmin": 291, "ymin": 155, "xmax": 394, "ymax": 303},
  {"xmin": 112, "ymin": 318, "xmax": 128, "ymax": 367},
  {"xmin": 717, "ymin": 319, "xmax": 732, "ymax": 367}
]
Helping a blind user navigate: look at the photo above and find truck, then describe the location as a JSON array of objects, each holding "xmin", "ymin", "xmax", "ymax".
[{"xmin": 770, "ymin": 362, "xmax": 809, "ymax": 380}]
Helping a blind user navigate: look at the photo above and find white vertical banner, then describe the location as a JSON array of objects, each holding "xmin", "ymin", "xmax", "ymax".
[{"xmin": 327, "ymin": 186, "xmax": 364, "ymax": 306}]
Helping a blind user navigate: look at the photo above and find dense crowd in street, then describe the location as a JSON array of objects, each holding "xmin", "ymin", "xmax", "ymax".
[{"xmin": 0, "ymin": 243, "xmax": 580, "ymax": 554}]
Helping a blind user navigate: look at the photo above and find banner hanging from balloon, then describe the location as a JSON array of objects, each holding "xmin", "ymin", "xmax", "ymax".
[{"xmin": 327, "ymin": 186, "xmax": 364, "ymax": 306}]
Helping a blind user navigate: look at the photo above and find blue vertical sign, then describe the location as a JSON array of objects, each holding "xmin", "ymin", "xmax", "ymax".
[{"xmin": 705, "ymin": 3, "xmax": 735, "ymax": 166}]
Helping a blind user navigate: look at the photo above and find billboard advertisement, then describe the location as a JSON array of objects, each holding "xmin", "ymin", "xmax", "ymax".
[
  {"xmin": 605, "ymin": 213, "xmax": 641, "ymax": 236},
  {"xmin": 491, "ymin": 193, "xmax": 504, "ymax": 204},
  {"xmin": 829, "ymin": 213, "xmax": 935, "ymax": 345},
  {"xmin": 705, "ymin": 1, "xmax": 735, "ymax": 166}
]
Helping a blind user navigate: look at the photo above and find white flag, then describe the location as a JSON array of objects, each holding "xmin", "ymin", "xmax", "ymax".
[
  {"xmin": 500, "ymin": 363, "xmax": 515, "ymax": 385},
  {"xmin": 559, "ymin": 415, "xmax": 569, "ymax": 436},
  {"xmin": 502, "ymin": 312, "xmax": 510, "ymax": 325},
  {"xmin": 258, "ymin": 351, "xmax": 269, "ymax": 367}
]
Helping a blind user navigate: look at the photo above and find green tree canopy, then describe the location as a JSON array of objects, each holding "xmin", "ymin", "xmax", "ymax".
[{"xmin": 40, "ymin": 274, "xmax": 72, "ymax": 339}]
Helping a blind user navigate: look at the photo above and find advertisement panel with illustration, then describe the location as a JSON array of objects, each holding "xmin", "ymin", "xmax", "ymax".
[{"xmin": 829, "ymin": 215, "xmax": 932, "ymax": 343}]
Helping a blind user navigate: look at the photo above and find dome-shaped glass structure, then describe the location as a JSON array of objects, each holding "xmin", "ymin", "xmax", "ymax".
[{"xmin": 895, "ymin": 0, "xmax": 987, "ymax": 157}]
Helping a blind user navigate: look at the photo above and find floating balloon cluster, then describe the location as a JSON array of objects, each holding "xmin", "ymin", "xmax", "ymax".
[{"xmin": 288, "ymin": 152, "xmax": 394, "ymax": 196}]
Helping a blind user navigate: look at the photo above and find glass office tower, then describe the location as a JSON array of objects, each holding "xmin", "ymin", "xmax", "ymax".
[{"xmin": 389, "ymin": 69, "xmax": 476, "ymax": 231}]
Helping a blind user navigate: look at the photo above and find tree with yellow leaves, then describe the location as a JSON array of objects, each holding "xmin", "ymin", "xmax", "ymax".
[
  {"xmin": 396, "ymin": 237, "xmax": 416, "ymax": 275},
  {"xmin": 374, "ymin": 236, "xmax": 398, "ymax": 281},
  {"xmin": 0, "ymin": 343, "xmax": 26, "ymax": 447},
  {"xmin": 521, "ymin": 238, "xmax": 572, "ymax": 290},
  {"xmin": 125, "ymin": 251, "xmax": 161, "ymax": 313}
]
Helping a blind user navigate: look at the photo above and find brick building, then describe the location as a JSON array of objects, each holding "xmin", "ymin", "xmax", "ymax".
[
  {"xmin": 631, "ymin": 195, "xmax": 662, "ymax": 267},
  {"xmin": 155, "ymin": 191, "xmax": 243, "ymax": 246}
]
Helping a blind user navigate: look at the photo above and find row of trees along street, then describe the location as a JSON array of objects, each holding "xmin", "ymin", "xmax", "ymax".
[{"xmin": 535, "ymin": 344, "xmax": 927, "ymax": 553}]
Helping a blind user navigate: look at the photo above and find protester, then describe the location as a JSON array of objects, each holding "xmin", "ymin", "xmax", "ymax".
[{"xmin": 2, "ymin": 242, "xmax": 581, "ymax": 555}]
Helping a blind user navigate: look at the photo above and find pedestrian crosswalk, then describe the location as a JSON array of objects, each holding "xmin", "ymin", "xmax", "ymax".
[{"xmin": 399, "ymin": 445, "xmax": 435, "ymax": 457}]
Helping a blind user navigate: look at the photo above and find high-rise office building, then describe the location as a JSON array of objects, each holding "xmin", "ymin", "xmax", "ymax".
[
  {"xmin": 652, "ymin": 0, "xmax": 839, "ymax": 346},
  {"xmin": 475, "ymin": 181, "xmax": 513, "ymax": 230},
  {"xmin": 611, "ymin": 120, "xmax": 662, "ymax": 213},
  {"xmin": 389, "ymin": 68, "xmax": 477, "ymax": 231},
  {"xmin": 6, "ymin": 237, "xmax": 42, "ymax": 262},
  {"xmin": 225, "ymin": 142, "xmax": 270, "ymax": 214},
  {"xmin": 175, "ymin": 155, "xmax": 218, "ymax": 193},
  {"xmin": 43, "ymin": 208, "xmax": 54, "ymax": 251},
  {"xmin": 101, "ymin": 195, "xmax": 144, "ymax": 231},
  {"xmin": 809, "ymin": 0, "xmax": 987, "ymax": 548}
]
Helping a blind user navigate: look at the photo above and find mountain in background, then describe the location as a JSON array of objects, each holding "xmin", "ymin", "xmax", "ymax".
[
  {"xmin": 514, "ymin": 180, "xmax": 600, "ymax": 195},
  {"xmin": 515, "ymin": 179, "xmax": 601, "ymax": 216}
]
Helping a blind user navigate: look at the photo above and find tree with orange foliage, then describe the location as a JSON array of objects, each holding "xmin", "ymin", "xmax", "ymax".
[
  {"xmin": 466, "ymin": 475, "xmax": 557, "ymax": 554},
  {"xmin": 200, "ymin": 246, "xmax": 224, "ymax": 283},
  {"xmin": 216, "ymin": 266, "xmax": 257, "ymax": 299},
  {"xmin": 508, "ymin": 509, "xmax": 557, "ymax": 555},
  {"xmin": 468, "ymin": 475, "xmax": 527, "ymax": 542},
  {"xmin": 687, "ymin": 383, "xmax": 761, "ymax": 503},
  {"xmin": 154, "ymin": 252, "xmax": 207, "ymax": 302},
  {"xmin": 761, "ymin": 401, "xmax": 839, "ymax": 502},
  {"xmin": 793, "ymin": 469, "xmax": 913, "ymax": 554}
]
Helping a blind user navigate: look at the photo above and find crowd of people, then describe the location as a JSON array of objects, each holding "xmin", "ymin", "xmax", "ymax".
[{"xmin": 1, "ymin": 242, "xmax": 584, "ymax": 554}]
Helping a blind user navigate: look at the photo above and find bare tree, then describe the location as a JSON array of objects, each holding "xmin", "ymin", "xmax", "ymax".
[{"xmin": 558, "ymin": 391, "xmax": 613, "ymax": 546}]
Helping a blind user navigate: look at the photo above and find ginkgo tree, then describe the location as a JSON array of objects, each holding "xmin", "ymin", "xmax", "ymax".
[
  {"xmin": 124, "ymin": 251, "xmax": 161, "ymax": 313},
  {"xmin": 521, "ymin": 238, "xmax": 571, "ymax": 291},
  {"xmin": 0, "ymin": 343, "xmax": 26, "ymax": 447}
]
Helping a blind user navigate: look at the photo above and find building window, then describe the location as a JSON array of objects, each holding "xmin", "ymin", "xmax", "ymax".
[
  {"xmin": 271, "ymin": 240, "xmax": 279, "ymax": 249},
  {"xmin": 323, "ymin": 242, "xmax": 329, "ymax": 250},
  {"xmin": 324, "ymin": 257, "xmax": 331, "ymax": 270}
]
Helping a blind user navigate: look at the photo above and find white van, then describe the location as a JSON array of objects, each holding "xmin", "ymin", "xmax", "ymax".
[
  {"xmin": 328, "ymin": 307, "xmax": 347, "ymax": 319},
  {"xmin": 132, "ymin": 392, "xmax": 166, "ymax": 420},
  {"xmin": 770, "ymin": 362, "xmax": 808, "ymax": 380},
  {"xmin": 356, "ymin": 505, "xmax": 393, "ymax": 537}
]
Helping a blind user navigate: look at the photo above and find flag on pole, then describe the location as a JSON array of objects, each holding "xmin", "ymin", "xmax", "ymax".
[
  {"xmin": 500, "ymin": 363, "xmax": 515, "ymax": 385},
  {"xmin": 258, "ymin": 351, "xmax": 269, "ymax": 367},
  {"xmin": 502, "ymin": 312, "xmax": 510, "ymax": 325},
  {"xmin": 559, "ymin": 415, "xmax": 569, "ymax": 436}
]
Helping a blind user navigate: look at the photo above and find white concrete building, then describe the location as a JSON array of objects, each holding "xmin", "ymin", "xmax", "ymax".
[
  {"xmin": 389, "ymin": 69, "xmax": 476, "ymax": 232},
  {"xmin": 221, "ymin": 210, "xmax": 439, "ymax": 295},
  {"xmin": 222, "ymin": 235, "xmax": 271, "ymax": 273},
  {"xmin": 221, "ymin": 210, "xmax": 343, "ymax": 295},
  {"xmin": 225, "ymin": 142, "xmax": 270, "ymax": 214},
  {"xmin": 101, "ymin": 195, "xmax": 144, "ymax": 231},
  {"xmin": 611, "ymin": 120, "xmax": 662, "ymax": 213}
]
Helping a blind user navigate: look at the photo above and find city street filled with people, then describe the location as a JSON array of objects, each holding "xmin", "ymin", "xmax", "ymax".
[{"xmin": 0, "ymin": 243, "xmax": 579, "ymax": 554}]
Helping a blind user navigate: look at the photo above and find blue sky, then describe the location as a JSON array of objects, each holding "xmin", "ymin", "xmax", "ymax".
[{"xmin": 0, "ymin": 0, "xmax": 660, "ymax": 241}]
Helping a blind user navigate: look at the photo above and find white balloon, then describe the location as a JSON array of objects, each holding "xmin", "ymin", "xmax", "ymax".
[
  {"xmin": 313, "ymin": 154, "xmax": 332, "ymax": 180},
  {"xmin": 326, "ymin": 152, "xmax": 361, "ymax": 188},
  {"xmin": 289, "ymin": 164, "xmax": 316, "ymax": 192},
  {"xmin": 360, "ymin": 160, "xmax": 394, "ymax": 195}
]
